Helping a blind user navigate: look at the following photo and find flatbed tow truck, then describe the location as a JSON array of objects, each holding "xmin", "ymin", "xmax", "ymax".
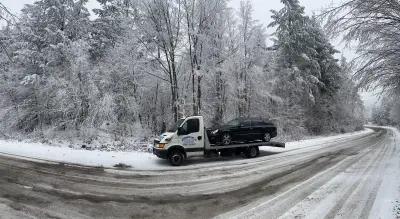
[{"xmin": 153, "ymin": 116, "xmax": 285, "ymax": 166}]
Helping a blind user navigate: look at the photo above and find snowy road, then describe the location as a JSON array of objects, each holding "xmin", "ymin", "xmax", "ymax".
[{"xmin": 0, "ymin": 127, "xmax": 399, "ymax": 219}]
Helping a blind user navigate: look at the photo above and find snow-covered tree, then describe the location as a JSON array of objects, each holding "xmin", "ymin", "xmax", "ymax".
[
  {"xmin": 324, "ymin": 0, "xmax": 400, "ymax": 96},
  {"xmin": 372, "ymin": 96, "xmax": 400, "ymax": 127},
  {"xmin": 182, "ymin": 0, "xmax": 228, "ymax": 115},
  {"xmin": 0, "ymin": 0, "xmax": 367, "ymax": 146},
  {"xmin": 90, "ymin": 0, "xmax": 139, "ymax": 60},
  {"xmin": 270, "ymin": 0, "xmax": 363, "ymax": 134},
  {"xmin": 140, "ymin": 0, "xmax": 184, "ymax": 121},
  {"xmin": 4, "ymin": 0, "xmax": 91, "ymax": 132}
]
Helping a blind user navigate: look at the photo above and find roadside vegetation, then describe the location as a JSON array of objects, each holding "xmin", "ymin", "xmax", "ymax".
[
  {"xmin": 0, "ymin": 0, "xmax": 366, "ymax": 148},
  {"xmin": 371, "ymin": 97, "xmax": 400, "ymax": 127}
]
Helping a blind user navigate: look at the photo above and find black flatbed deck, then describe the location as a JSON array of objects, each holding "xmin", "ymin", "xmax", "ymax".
[{"xmin": 208, "ymin": 141, "xmax": 285, "ymax": 150}]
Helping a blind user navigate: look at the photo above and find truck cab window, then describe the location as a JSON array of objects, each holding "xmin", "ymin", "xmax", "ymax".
[
  {"xmin": 169, "ymin": 119, "xmax": 185, "ymax": 132},
  {"xmin": 182, "ymin": 119, "xmax": 200, "ymax": 134}
]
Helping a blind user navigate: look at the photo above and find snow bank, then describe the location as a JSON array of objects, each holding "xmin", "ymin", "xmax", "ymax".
[
  {"xmin": 0, "ymin": 140, "xmax": 162, "ymax": 170},
  {"xmin": 285, "ymin": 128, "xmax": 374, "ymax": 149},
  {"xmin": 0, "ymin": 128, "xmax": 375, "ymax": 170}
]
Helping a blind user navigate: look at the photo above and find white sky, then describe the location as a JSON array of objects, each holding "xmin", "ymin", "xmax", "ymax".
[
  {"xmin": 2, "ymin": 0, "xmax": 379, "ymax": 114},
  {"xmin": 3, "ymin": 0, "xmax": 333, "ymax": 25}
]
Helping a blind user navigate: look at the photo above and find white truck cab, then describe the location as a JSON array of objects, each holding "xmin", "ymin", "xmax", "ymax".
[{"xmin": 153, "ymin": 116, "xmax": 284, "ymax": 166}]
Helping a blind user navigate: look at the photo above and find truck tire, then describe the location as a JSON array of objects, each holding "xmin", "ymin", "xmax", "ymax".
[
  {"xmin": 168, "ymin": 149, "xmax": 185, "ymax": 166},
  {"xmin": 245, "ymin": 146, "xmax": 259, "ymax": 158},
  {"xmin": 263, "ymin": 132, "xmax": 271, "ymax": 142},
  {"xmin": 222, "ymin": 133, "xmax": 232, "ymax": 145}
]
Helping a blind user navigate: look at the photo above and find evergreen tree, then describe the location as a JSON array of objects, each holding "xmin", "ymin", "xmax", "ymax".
[
  {"xmin": 269, "ymin": 0, "xmax": 309, "ymax": 67},
  {"xmin": 8, "ymin": 0, "xmax": 91, "ymax": 132},
  {"xmin": 270, "ymin": 0, "xmax": 361, "ymax": 134},
  {"xmin": 90, "ymin": 0, "xmax": 137, "ymax": 60}
]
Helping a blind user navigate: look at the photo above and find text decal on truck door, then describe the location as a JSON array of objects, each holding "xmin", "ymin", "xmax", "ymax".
[{"xmin": 182, "ymin": 136, "xmax": 196, "ymax": 145}]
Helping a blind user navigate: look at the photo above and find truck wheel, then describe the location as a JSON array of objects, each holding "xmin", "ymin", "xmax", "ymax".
[
  {"xmin": 263, "ymin": 132, "xmax": 271, "ymax": 142},
  {"xmin": 245, "ymin": 146, "xmax": 259, "ymax": 158},
  {"xmin": 222, "ymin": 133, "xmax": 232, "ymax": 145},
  {"xmin": 168, "ymin": 150, "xmax": 185, "ymax": 166}
]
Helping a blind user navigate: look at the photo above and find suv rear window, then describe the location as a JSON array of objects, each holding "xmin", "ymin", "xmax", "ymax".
[
  {"xmin": 226, "ymin": 119, "xmax": 240, "ymax": 126},
  {"xmin": 242, "ymin": 120, "xmax": 252, "ymax": 126},
  {"xmin": 252, "ymin": 121, "xmax": 264, "ymax": 126}
]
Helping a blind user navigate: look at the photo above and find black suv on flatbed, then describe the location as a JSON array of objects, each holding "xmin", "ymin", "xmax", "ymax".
[{"xmin": 208, "ymin": 118, "xmax": 278, "ymax": 145}]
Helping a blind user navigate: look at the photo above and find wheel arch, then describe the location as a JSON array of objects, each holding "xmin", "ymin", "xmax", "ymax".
[{"xmin": 167, "ymin": 145, "xmax": 187, "ymax": 158}]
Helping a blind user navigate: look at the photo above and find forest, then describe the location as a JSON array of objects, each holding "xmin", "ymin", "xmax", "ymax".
[{"xmin": 0, "ymin": 0, "xmax": 370, "ymax": 147}]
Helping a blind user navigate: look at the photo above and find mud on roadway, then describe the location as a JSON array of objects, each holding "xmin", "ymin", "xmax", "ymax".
[{"xmin": 0, "ymin": 127, "xmax": 399, "ymax": 219}]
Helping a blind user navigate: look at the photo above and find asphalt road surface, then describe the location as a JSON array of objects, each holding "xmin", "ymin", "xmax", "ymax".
[{"xmin": 0, "ymin": 127, "xmax": 399, "ymax": 219}]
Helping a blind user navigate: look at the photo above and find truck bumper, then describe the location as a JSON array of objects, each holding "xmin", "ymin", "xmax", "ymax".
[{"xmin": 153, "ymin": 148, "xmax": 168, "ymax": 159}]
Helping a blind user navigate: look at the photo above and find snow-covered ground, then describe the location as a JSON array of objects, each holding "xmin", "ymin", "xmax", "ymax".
[
  {"xmin": 217, "ymin": 126, "xmax": 400, "ymax": 219},
  {"xmin": 0, "ymin": 128, "xmax": 373, "ymax": 170},
  {"xmin": 0, "ymin": 126, "xmax": 398, "ymax": 219}
]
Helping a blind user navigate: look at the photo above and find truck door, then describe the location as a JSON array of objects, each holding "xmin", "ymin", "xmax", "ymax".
[{"xmin": 178, "ymin": 118, "xmax": 204, "ymax": 157}]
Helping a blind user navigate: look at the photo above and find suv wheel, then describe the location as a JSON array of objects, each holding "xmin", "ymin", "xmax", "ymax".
[
  {"xmin": 222, "ymin": 133, "xmax": 232, "ymax": 145},
  {"xmin": 263, "ymin": 132, "xmax": 271, "ymax": 142},
  {"xmin": 168, "ymin": 149, "xmax": 185, "ymax": 166},
  {"xmin": 245, "ymin": 146, "xmax": 259, "ymax": 158}
]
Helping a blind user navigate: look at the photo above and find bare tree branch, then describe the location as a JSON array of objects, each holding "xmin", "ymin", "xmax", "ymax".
[{"xmin": 323, "ymin": 0, "xmax": 400, "ymax": 95}]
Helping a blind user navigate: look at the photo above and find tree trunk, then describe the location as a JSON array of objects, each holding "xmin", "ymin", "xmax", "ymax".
[
  {"xmin": 197, "ymin": 75, "xmax": 202, "ymax": 114},
  {"xmin": 213, "ymin": 70, "xmax": 225, "ymax": 126}
]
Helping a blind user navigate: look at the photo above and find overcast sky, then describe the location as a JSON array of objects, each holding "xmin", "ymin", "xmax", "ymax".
[
  {"xmin": 2, "ymin": 0, "xmax": 379, "ymax": 113},
  {"xmin": 3, "ymin": 0, "xmax": 334, "ymax": 24}
]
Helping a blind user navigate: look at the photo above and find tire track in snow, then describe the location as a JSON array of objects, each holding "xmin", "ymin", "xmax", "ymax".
[
  {"xmin": 277, "ymin": 139, "xmax": 388, "ymax": 219},
  {"xmin": 275, "ymin": 128, "xmax": 396, "ymax": 219},
  {"xmin": 216, "ymin": 129, "xmax": 388, "ymax": 219},
  {"xmin": 323, "ymin": 134, "xmax": 390, "ymax": 218}
]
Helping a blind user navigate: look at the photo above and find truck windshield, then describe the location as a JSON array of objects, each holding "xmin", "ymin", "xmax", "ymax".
[{"xmin": 169, "ymin": 119, "xmax": 185, "ymax": 132}]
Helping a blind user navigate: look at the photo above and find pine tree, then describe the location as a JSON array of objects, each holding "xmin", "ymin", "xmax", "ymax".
[
  {"xmin": 270, "ymin": 0, "xmax": 361, "ymax": 134},
  {"xmin": 8, "ymin": 0, "xmax": 91, "ymax": 132},
  {"xmin": 90, "ymin": 0, "xmax": 138, "ymax": 60}
]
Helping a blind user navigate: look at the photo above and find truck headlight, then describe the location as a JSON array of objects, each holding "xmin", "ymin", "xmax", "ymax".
[
  {"xmin": 212, "ymin": 129, "xmax": 219, "ymax": 135},
  {"xmin": 165, "ymin": 137, "xmax": 172, "ymax": 142}
]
